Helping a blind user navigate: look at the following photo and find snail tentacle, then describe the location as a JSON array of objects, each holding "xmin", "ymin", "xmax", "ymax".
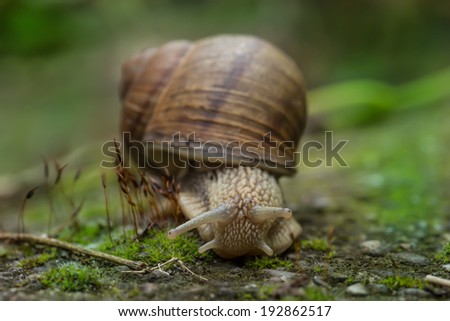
[
  {"xmin": 249, "ymin": 206, "xmax": 292, "ymax": 223},
  {"xmin": 198, "ymin": 239, "xmax": 220, "ymax": 253},
  {"xmin": 167, "ymin": 204, "xmax": 233, "ymax": 239},
  {"xmin": 256, "ymin": 240, "xmax": 274, "ymax": 256}
]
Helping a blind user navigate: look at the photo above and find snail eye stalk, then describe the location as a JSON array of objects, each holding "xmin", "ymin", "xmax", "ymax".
[
  {"xmin": 249, "ymin": 206, "xmax": 292, "ymax": 223},
  {"xmin": 167, "ymin": 204, "xmax": 232, "ymax": 239}
]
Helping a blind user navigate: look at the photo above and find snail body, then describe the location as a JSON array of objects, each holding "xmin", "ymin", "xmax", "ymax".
[{"xmin": 120, "ymin": 35, "xmax": 307, "ymax": 258}]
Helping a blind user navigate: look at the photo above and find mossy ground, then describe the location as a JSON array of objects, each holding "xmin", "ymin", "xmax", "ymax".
[
  {"xmin": 435, "ymin": 243, "xmax": 450, "ymax": 264},
  {"xmin": 40, "ymin": 262, "xmax": 103, "ymax": 292},
  {"xmin": 17, "ymin": 249, "xmax": 56, "ymax": 269},
  {"xmin": 379, "ymin": 276, "xmax": 424, "ymax": 290}
]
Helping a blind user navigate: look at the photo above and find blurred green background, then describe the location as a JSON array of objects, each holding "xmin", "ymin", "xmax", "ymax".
[{"xmin": 0, "ymin": 0, "xmax": 449, "ymax": 230}]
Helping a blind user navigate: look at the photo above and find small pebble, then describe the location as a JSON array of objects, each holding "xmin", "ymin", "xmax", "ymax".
[
  {"xmin": 399, "ymin": 243, "xmax": 414, "ymax": 251},
  {"xmin": 443, "ymin": 264, "xmax": 450, "ymax": 272},
  {"xmin": 230, "ymin": 267, "xmax": 243, "ymax": 274},
  {"xmin": 151, "ymin": 269, "xmax": 171, "ymax": 279},
  {"xmin": 398, "ymin": 288, "xmax": 431, "ymax": 298},
  {"xmin": 328, "ymin": 272, "xmax": 348, "ymax": 283},
  {"xmin": 265, "ymin": 269, "xmax": 299, "ymax": 282},
  {"xmin": 393, "ymin": 253, "xmax": 429, "ymax": 266},
  {"xmin": 346, "ymin": 283, "xmax": 368, "ymax": 296},
  {"xmin": 313, "ymin": 276, "xmax": 330, "ymax": 288},
  {"xmin": 372, "ymin": 284, "xmax": 390, "ymax": 294},
  {"xmin": 179, "ymin": 286, "xmax": 209, "ymax": 300},
  {"xmin": 139, "ymin": 283, "xmax": 158, "ymax": 296},
  {"xmin": 244, "ymin": 283, "xmax": 258, "ymax": 290},
  {"xmin": 360, "ymin": 240, "xmax": 385, "ymax": 256},
  {"xmin": 218, "ymin": 287, "xmax": 236, "ymax": 299}
]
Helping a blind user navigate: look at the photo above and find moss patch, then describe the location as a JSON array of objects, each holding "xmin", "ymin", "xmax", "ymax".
[
  {"xmin": 302, "ymin": 238, "xmax": 336, "ymax": 258},
  {"xmin": 303, "ymin": 286, "xmax": 335, "ymax": 301},
  {"xmin": 98, "ymin": 227, "xmax": 212, "ymax": 265},
  {"xmin": 18, "ymin": 249, "xmax": 56, "ymax": 269},
  {"xmin": 344, "ymin": 276, "xmax": 355, "ymax": 285},
  {"xmin": 40, "ymin": 262, "xmax": 103, "ymax": 292},
  {"xmin": 0, "ymin": 245, "xmax": 8, "ymax": 257},
  {"xmin": 302, "ymin": 238, "xmax": 329, "ymax": 252},
  {"xmin": 435, "ymin": 242, "xmax": 450, "ymax": 263},
  {"xmin": 240, "ymin": 284, "xmax": 277, "ymax": 300},
  {"xmin": 379, "ymin": 276, "xmax": 424, "ymax": 290}
]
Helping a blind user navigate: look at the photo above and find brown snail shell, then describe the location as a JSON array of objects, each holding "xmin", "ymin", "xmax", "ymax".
[{"xmin": 120, "ymin": 35, "xmax": 307, "ymax": 258}]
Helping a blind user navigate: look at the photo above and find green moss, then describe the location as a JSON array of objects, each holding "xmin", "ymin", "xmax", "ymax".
[
  {"xmin": 22, "ymin": 245, "xmax": 38, "ymax": 257},
  {"xmin": 344, "ymin": 276, "xmax": 355, "ymax": 285},
  {"xmin": 259, "ymin": 285, "xmax": 276, "ymax": 299},
  {"xmin": 435, "ymin": 242, "xmax": 450, "ymax": 263},
  {"xmin": 127, "ymin": 286, "xmax": 142, "ymax": 299},
  {"xmin": 326, "ymin": 250, "xmax": 337, "ymax": 259},
  {"xmin": 241, "ymin": 293, "xmax": 254, "ymax": 300},
  {"xmin": 40, "ymin": 262, "xmax": 102, "ymax": 292},
  {"xmin": 244, "ymin": 256, "xmax": 294, "ymax": 270},
  {"xmin": 0, "ymin": 245, "xmax": 8, "ymax": 257},
  {"xmin": 379, "ymin": 276, "xmax": 424, "ymax": 290},
  {"xmin": 18, "ymin": 249, "xmax": 56, "ymax": 269},
  {"xmin": 98, "ymin": 227, "xmax": 212, "ymax": 265},
  {"xmin": 302, "ymin": 238, "xmax": 336, "ymax": 258},
  {"xmin": 302, "ymin": 238, "xmax": 329, "ymax": 252},
  {"xmin": 313, "ymin": 265, "xmax": 323, "ymax": 273},
  {"xmin": 240, "ymin": 285, "xmax": 276, "ymax": 300},
  {"xmin": 303, "ymin": 286, "xmax": 335, "ymax": 301}
]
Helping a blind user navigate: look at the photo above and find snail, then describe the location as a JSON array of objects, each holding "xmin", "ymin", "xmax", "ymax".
[{"xmin": 119, "ymin": 35, "xmax": 307, "ymax": 258}]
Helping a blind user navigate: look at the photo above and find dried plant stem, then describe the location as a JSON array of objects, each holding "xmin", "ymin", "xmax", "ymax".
[
  {"xmin": 424, "ymin": 275, "xmax": 450, "ymax": 288},
  {"xmin": 18, "ymin": 202, "xmax": 26, "ymax": 234},
  {"xmin": 18, "ymin": 186, "xmax": 39, "ymax": 234},
  {"xmin": 46, "ymin": 184, "xmax": 55, "ymax": 235},
  {"xmin": 42, "ymin": 157, "xmax": 55, "ymax": 235},
  {"xmin": 118, "ymin": 180, "xmax": 126, "ymax": 238},
  {"xmin": 102, "ymin": 174, "xmax": 113, "ymax": 243},
  {"xmin": 50, "ymin": 201, "xmax": 84, "ymax": 236},
  {"xmin": 177, "ymin": 259, "xmax": 208, "ymax": 281},
  {"xmin": 0, "ymin": 232, "xmax": 146, "ymax": 270},
  {"xmin": 123, "ymin": 257, "xmax": 208, "ymax": 282}
]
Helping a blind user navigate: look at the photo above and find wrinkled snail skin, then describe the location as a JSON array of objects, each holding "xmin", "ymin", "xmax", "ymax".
[
  {"xmin": 120, "ymin": 35, "xmax": 307, "ymax": 258},
  {"xmin": 168, "ymin": 167, "xmax": 302, "ymax": 259}
]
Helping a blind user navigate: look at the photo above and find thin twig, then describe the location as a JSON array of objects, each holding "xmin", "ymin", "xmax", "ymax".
[
  {"xmin": 424, "ymin": 275, "xmax": 450, "ymax": 288},
  {"xmin": 122, "ymin": 257, "xmax": 178, "ymax": 274},
  {"xmin": 178, "ymin": 259, "xmax": 208, "ymax": 281},
  {"xmin": 18, "ymin": 186, "xmax": 39, "ymax": 234},
  {"xmin": 0, "ymin": 232, "xmax": 146, "ymax": 270},
  {"xmin": 102, "ymin": 173, "xmax": 113, "ymax": 243},
  {"xmin": 123, "ymin": 257, "xmax": 208, "ymax": 281}
]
